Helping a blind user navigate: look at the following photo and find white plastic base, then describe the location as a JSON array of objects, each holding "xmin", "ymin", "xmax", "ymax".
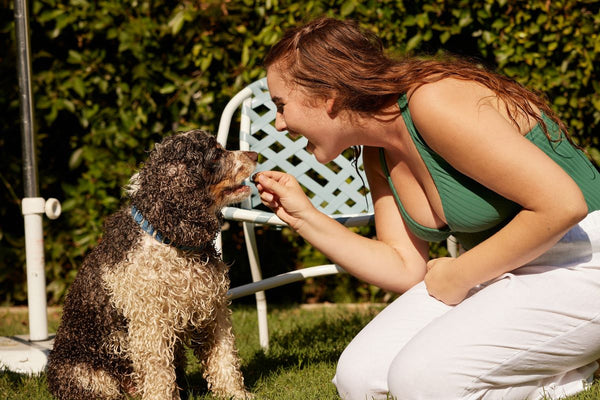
[{"xmin": 0, "ymin": 335, "xmax": 54, "ymax": 375}]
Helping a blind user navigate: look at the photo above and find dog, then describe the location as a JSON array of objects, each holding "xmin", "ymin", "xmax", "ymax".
[{"xmin": 46, "ymin": 130, "xmax": 255, "ymax": 400}]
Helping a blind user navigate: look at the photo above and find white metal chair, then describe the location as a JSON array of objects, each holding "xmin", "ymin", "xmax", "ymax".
[{"xmin": 215, "ymin": 78, "xmax": 374, "ymax": 350}]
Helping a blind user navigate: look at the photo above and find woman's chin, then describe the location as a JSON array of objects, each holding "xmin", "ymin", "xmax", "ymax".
[
  {"xmin": 307, "ymin": 144, "xmax": 337, "ymax": 164},
  {"xmin": 313, "ymin": 152, "xmax": 336, "ymax": 164}
]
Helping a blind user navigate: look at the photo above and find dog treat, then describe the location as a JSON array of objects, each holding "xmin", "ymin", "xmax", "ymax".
[{"xmin": 251, "ymin": 172, "xmax": 261, "ymax": 184}]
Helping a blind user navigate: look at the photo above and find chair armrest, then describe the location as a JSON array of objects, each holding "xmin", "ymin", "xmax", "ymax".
[
  {"xmin": 227, "ymin": 264, "xmax": 346, "ymax": 299},
  {"xmin": 221, "ymin": 206, "xmax": 374, "ymax": 228},
  {"xmin": 221, "ymin": 206, "xmax": 286, "ymax": 226}
]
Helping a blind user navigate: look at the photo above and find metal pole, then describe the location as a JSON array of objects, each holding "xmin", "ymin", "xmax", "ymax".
[
  {"xmin": 14, "ymin": 0, "xmax": 49, "ymax": 342},
  {"xmin": 15, "ymin": 0, "xmax": 37, "ymax": 197}
]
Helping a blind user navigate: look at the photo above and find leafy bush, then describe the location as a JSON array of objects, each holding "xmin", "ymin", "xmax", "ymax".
[{"xmin": 1, "ymin": 0, "xmax": 599, "ymax": 305}]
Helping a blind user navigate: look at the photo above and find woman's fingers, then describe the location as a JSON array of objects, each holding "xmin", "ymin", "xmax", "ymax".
[{"xmin": 256, "ymin": 171, "xmax": 295, "ymax": 197}]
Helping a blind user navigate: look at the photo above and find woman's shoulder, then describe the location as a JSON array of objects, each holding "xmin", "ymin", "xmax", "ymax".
[
  {"xmin": 407, "ymin": 78, "xmax": 539, "ymax": 136},
  {"xmin": 407, "ymin": 79, "xmax": 496, "ymax": 129},
  {"xmin": 407, "ymin": 77, "xmax": 492, "ymax": 100},
  {"xmin": 408, "ymin": 78, "xmax": 491, "ymax": 108}
]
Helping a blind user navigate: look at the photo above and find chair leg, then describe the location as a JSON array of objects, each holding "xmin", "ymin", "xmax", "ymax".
[
  {"xmin": 255, "ymin": 291, "xmax": 269, "ymax": 350},
  {"xmin": 447, "ymin": 235, "xmax": 459, "ymax": 258},
  {"xmin": 243, "ymin": 222, "xmax": 269, "ymax": 350},
  {"xmin": 214, "ymin": 231, "xmax": 223, "ymax": 255}
]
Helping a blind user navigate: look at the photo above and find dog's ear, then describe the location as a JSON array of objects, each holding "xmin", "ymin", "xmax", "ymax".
[
  {"xmin": 157, "ymin": 197, "xmax": 222, "ymax": 246},
  {"xmin": 129, "ymin": 131, "xmax": 225, "ymax": 247},
  {"xmin": 130, "ymin": 172, "xmax": 222, "ymax": 247}
]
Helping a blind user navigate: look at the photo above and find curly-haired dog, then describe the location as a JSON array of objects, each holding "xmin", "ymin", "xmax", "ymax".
[{"xmin": 47, "ymin": 130, "xmax": 255, "ymax": 400}]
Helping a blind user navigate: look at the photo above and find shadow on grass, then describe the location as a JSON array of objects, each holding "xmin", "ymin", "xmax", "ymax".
[
  {"xmin": 0, "ymin": 367, "xmax": 27, "ymax": 389},
  {"xmin": 183, "ymin": 309, "xmax": 375, "ymax": 398},
  {"xmin": 0, "ymin": 367, "xmax": 52, "ymax": 400},
  {"xmin": 171, "ymin": 311, "xmax": 376, "ymax": 399},
  {"xmin": 243, "ymin": 311, "xmax": 372, "ymax": 383}
]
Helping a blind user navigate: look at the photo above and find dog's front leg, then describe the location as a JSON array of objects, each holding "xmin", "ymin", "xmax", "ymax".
[
  {"xmin": 127, "ymin": 318, "xmax": 180, "ymax": 400},
  {"xmin": 191, "ymin": 304, "xmax": 252, "ymax": 399}
]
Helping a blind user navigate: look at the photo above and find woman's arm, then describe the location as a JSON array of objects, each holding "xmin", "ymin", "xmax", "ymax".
[
  {"xmin": 255, "ymin": 154, "xmax": 429, "ymax": 293},
  {"xmin": 409, "ymin": 79, "xmax": 588, "ymax": 304}
]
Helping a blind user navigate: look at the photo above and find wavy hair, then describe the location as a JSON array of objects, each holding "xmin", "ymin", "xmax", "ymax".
[{"xmin": 264, "ymin": 17, "xmax": 570, "ymax": 142}]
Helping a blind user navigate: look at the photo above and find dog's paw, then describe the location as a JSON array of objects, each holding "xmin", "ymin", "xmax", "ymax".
[{"xmin": 231, "ymin": 389, "xmax": 254, "ymax": 399}]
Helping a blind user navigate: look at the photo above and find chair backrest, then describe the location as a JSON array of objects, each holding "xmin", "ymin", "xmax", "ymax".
[{"xmin": 217, "ymin": 78, "xmax": 373, "ymax": 217}]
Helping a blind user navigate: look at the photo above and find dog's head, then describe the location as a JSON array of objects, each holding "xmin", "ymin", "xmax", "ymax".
[{"xmin": 127, "ymin": 130, "xmax": 257, "ymax": 247}]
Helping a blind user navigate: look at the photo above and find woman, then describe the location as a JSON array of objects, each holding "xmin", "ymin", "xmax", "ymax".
[{"xmin": 255, "ymin": 17, "xmax": 600, "ymax": 399}]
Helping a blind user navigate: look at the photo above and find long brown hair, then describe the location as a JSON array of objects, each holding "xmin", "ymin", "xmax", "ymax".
[{"xmin": 264, "ymin": 16, "xmax": 570, "ymax": 142}]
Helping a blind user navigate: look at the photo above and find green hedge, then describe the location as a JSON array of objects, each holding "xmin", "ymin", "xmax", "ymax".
[{"xmin": 1, "ymin": 0, "xmax": 599, "ymax": 305}]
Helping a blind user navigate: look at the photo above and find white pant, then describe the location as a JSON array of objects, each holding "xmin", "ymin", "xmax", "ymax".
[{"xmin": 333, "ymin": 211, "xmax": 600, "ymax": 400}]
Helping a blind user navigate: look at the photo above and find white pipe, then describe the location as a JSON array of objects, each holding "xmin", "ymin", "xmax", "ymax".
[
  {"xmin": 227, "ymin": 264, "xmax": 346, "ymax": 300},
  {"xmin": 216, "ymin": 86, "xmax": 253, "ymax": 146},
  {"xmin": 21, "ymin": 197, "xmax": 49, "ymax": 341}
]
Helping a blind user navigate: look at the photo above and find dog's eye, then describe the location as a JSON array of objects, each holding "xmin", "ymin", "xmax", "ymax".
[
  {"xmin": 191, "ymin": 150, "xmax": 224, "ymax": 185},
  {"xmin": 208, "ymin": 148, "xmax": 224, "ymax": 164}
]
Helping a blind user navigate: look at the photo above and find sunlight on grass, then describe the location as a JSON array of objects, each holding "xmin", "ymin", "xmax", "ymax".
[{"xmin": 1, "ymin": 304, "xmax": 599, "ymax": 400}]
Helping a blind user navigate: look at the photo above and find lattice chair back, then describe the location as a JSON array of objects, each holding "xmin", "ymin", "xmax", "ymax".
[
  {"xmin": 219, "ymin": 77, "xmax": 373, "ymax": 219},
  {"xmin": 216, "ymin": 77, "xmax": 374, "ymax": 350}
]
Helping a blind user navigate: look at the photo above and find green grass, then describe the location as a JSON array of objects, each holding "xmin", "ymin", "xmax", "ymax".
[
  {"xmin": 0, "ymin": 304, "xmax": 380, "ymax": 400},
  {"xmin": 1, "ymin": 304, "xmax": 599, "ymax": 400}
]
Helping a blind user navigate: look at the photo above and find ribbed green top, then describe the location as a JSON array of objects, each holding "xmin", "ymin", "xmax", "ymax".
[{"xmin": 380, "ymin": 94, "xmax": 600, "ymax": 250}]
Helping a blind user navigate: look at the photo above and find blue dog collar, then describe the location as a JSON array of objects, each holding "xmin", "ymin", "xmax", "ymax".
[{"xmin": 130, "ymin": 205, "xmax": 205, "ymax": 252}]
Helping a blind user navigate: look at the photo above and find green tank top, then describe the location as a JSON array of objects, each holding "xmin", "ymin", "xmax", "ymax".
[{"xmin": 380, "ymin": 94, "xmax": 600, "ymax": 250}]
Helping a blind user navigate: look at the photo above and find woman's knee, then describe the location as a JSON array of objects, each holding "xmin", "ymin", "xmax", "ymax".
[
  {"xmin": 387, "ymin": 351, "xmax": 429, "ymax": 399},
  {"xmin": 387, "ymin": 349, "xmax": 468, "ymax": 399},
  {"xmin": 334, "ymin": 344, "xmax": 388, "ymax": 400}
]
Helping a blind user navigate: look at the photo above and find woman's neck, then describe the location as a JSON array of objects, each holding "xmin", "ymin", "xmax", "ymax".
[{"xmin": 345, "ymin": 102, "xmax": 407, "ymax": 150}]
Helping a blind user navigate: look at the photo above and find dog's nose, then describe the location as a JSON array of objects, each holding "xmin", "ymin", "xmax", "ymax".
[{"xmin": 245, "ymin": 151, "xmax": 258, "ymax": 162}]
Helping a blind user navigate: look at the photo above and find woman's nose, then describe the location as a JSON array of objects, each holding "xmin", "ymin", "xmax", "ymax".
[{"xmin": 274, "ymin": 113, "xmax": 287, "ymax": 131}]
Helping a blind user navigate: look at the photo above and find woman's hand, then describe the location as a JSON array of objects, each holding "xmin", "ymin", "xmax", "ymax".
[
  {"xmin": 254, "ymin": 171, "xmax": 316, "ymax": 231},
  {"xmin": 424, "ymin": 257, "xmax": 472, "ymax": 305}
]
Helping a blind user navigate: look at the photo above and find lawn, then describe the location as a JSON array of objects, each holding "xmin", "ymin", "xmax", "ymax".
[
  {"xmin": 1, "ymin": 304, "xmax": 599, "ymax": 400},
  {"xmin": 0, "ymin": 304, "xmax": 380, "ymax": 400}
]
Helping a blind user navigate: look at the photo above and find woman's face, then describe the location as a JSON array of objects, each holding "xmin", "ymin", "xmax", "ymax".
[{"xmin": 266, "ymin": 66, "xmax": 350, "ymax": 164}]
